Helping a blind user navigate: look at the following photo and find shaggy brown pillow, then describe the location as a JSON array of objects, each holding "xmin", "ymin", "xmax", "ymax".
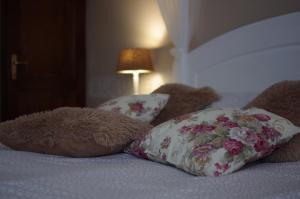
[
  {"xmin": 0, "ymin": 107, "xmax": 152, "ymax": 157},
  {"xmin": 151, "ymin": 84, "xmax": 220, "ymax": 126},
  {"xmin": 244, "ymin": 80, "xmax": 300, "ymax": 162}
]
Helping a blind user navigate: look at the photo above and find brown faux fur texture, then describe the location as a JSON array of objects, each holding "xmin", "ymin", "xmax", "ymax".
[
  {"xmin": 0, "ymin": 107, "xmax": 152, "ymax": 157},
  {"xmin": 151, "ymin": 83, "xmax": 220, "ymax": 126},
  {"xmin": 245, "ymin": 80, "xmax": 300, "ymax": 162}
]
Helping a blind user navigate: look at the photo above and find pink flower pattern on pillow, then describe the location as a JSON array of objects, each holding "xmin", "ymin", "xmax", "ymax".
[
  {"xmin": 126, "ymin": 108, "xmax": 300, "ymax": 176},
  {"xmin": 128, "ymin": 101, "xmax": 146, "ymax": 115},
  {"xmin": 223, "ymin": 139, "xmax": 244, "ymax": 156},
  {"xmin": 98, "ymin": 94, "xmax": 169, "ymax": 123}
]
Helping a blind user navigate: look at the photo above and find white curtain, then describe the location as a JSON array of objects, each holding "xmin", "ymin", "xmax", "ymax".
[{"xmin": 157, "ymin": 0, "xmax": 192, "ymax": 84}]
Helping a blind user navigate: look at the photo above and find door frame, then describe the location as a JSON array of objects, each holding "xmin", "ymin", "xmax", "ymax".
[
  {"xmin": 0, "ymin": 0, "xmax": 8, "ymax": 121},
  {"xmin": 0, "ymin": 0, "xmax": 86, "ymax": 121}
]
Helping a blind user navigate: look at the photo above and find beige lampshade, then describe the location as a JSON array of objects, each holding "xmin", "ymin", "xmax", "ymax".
[{"xmin": 117, "ymin": 48, "xmax": 154, "ymax": 74}]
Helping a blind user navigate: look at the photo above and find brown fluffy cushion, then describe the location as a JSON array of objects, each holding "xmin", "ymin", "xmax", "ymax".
[
  {"xmin": 244, "ymin": 80, "xmax": 300, "ymax": 162},
  {"xmin": 0, "ymin": 107, "xmax": 152, "ymax": 157},
  {"xmin": 151, "ymin": 84, "xmax": 220, "ymax": 126}
]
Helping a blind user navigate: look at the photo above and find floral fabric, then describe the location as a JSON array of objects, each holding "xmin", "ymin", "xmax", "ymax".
[
  {"xmin": 98, "ymin": 94, "xmax": 169, "ymax": 123},
  {"xmin": 126, "ymin": 108, "xmax": 300, "ymax": 176}
]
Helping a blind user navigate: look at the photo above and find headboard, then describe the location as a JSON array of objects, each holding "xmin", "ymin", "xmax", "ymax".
[{"xmin": 187, "ymin": 12, "xmax": 300, "ymax": 93}]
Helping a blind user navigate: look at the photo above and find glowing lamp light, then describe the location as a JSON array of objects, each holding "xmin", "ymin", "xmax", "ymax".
[
  {"xmin": 142, "ymin": 21, "xmax": 168, "ymax": 48},
  {"xmin": 139, "ymin": 73, "xmax": 164, "ymax": 94},
  {"xmin": 117, "ymin": 48, "xmax": 154, "ymax": 95}
]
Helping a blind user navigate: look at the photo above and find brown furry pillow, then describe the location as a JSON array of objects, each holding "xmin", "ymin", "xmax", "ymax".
[
  {"xmin": 244, "ymin": 80, "xmax": 300, "ymax": 162},
  {"xmin": 151, "ymin": 84, "xmax": 220, "ymax": 126},
  {"xmin": 0, "ymin": 107, "xmax": 152, "ymax": 157}
]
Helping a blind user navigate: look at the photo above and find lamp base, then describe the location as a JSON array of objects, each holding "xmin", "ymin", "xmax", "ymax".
[{"xmin": 132, "ymin": 71, "xmax": 140, "ymax": 95}]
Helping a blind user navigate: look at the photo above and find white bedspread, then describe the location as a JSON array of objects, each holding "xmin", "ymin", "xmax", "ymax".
[{"xmin": 0, "ymin": 149, "xmax": 300, "ymax": 199}]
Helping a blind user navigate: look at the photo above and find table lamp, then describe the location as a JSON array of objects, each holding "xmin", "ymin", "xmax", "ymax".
[{"xmin": 117, "ymin": 48, "xmax": 154, "ymax": 94}]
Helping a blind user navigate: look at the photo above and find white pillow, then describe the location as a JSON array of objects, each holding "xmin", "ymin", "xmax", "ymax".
[
  {"xmin": 126, "ymin": 107, "xmax": 300, "ymax": 176},
  {"xmin": 98, "ymin": 94, "xmax": 169, "ymax": 123}
]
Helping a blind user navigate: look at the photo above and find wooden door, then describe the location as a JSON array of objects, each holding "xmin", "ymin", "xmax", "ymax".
[{"xmin": 1, "ymin": 0, "xmax": 85, "ymax": 121}]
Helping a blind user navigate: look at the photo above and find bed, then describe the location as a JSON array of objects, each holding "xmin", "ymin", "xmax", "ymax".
[{"xmin": 1, "ymin": 12, "xmax": 300, "ymax": 199}]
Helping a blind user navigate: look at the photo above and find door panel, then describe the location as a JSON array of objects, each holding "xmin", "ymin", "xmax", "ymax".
[{"xmin": 1, "ymin": 0, "xmax": 85, "ymax": 121}]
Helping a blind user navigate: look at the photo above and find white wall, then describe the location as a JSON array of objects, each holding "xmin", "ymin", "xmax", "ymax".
[
  {"xmin": 86, "ymin": 0, "xmax": 172, "ymax": 107},
  {"xmin": 86, "ymin": 0, "xmax": 300, "ymax": 108},
  {"xmin": 190, "ymin": 0, "xmax": 300, "ymax": 49}
]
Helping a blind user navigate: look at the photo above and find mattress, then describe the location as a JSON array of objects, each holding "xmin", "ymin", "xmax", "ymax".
[{"xmin": 0, "ymin": 148, "xmax": 300, "ymax": 199}]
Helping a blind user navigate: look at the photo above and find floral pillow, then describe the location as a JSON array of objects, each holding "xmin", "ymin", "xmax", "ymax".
[
  {"xmin": 98, "ymin": 94, "xmax": 169, "ymax": 123},
  {"xmin": 126, "ymin": 108, "xmax": 300, "ymax": 176}
]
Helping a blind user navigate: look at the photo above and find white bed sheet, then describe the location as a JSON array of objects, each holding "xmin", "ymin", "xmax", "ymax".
[{"xmin": 1, "ymin": 149, "xmax": 300, "ymax": 199}]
